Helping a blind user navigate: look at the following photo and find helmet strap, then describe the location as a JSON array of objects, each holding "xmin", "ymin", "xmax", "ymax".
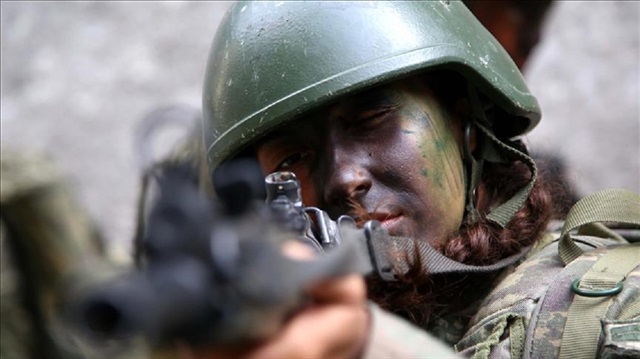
[
  {"xmin": 478, "ymin": 123, "xmax": 537, "ymax": 227},
  {"xmin": 463, "ymin": 121, "xmax": 482, "ymax": 224},
  {"xmin": 465, "ymin": 84, "xmax": 538, "ymax": 228}
]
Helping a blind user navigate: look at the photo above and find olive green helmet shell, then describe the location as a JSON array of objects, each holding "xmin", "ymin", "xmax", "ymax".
[{"xmin": 203, "ymin": 1, "xmax": 541, "ymax": 169}]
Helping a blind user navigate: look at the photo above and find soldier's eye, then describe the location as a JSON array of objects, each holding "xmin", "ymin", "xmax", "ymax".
[
  {"xmin": 277, "ymin": 151, "xmax": 312, "ymax": 171},
  {"xmin": 353, "ymin": 106, "xmax": 396, "ymax": 130}
]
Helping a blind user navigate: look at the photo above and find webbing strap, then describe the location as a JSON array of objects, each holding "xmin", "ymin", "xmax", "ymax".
[
  {"xmin": 558, "ymin": 245, "xmax": 640, "ymax": 359},
  {"xmin": 618, "ymin": 293, "xmax": 640, "ymax": 319},
  {"xmin": 363, "ymin": 221, "xmax": 530, "ymax": 278},
  {"xmin": 559, "ymin": 188, "xmax": 640, "ymax": 265},
  {"xmin": 471, "ymin": 313, "xmax": 513, "ymax": 359},
  {"xmin": 476, "ymin": 124, "xmax": 537, "ymax": 228},
  {"xmin": 465, "ymin": 153, "xmax": 483, "ymax": 224},
  {"xmin": 464, "ymin": 84, "xmax": 487, "ymax": 224},
  {"xmin": 578, "ymin": 222, "xmax": 627, "ymax": 244},
  {"xmin": 464, "ymin": 85, "xmax": 537, "ymax": 228},
  {"xmin": 509, "ymin": 316, "xmax": 526, "ymax": 359}
]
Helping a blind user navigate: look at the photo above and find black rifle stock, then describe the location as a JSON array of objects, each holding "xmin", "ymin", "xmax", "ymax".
[{"xmin": 68, "ymin": 159, "xmax": 373, "ymax": 350}]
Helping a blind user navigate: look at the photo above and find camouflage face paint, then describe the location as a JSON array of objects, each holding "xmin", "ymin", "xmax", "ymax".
[
  {"xmin": 256, "ymin": 75, "xmax": 467, "ymax": 245},
  {"xmin": 391, "ymin": 79, "xmax": 466, "ymax": 243}
]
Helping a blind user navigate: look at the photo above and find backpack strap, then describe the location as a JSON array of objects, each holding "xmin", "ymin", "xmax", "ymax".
[
  {"xmin": 558, "ymin": 188, "xmax": 640, "ymax": 265},
  {"xmin": 556, "ymin": 188, "xmax": 640, "ymax": 359},
  {"xmin": 559, "ymin": 244, "xmax": 640, "ymax": 359}
]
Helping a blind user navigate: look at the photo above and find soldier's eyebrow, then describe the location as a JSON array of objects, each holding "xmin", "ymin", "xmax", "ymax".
[
  {"xmin": 349, "ymin": 87, "xmax": 401, "ymax": 111},
  {"xmin": 258, "ymin": 130, "xmax": 292, "ymax": 148},
  {"xmin": 256, "ymin": 122, "xmax": 305, "ymax": 149}
]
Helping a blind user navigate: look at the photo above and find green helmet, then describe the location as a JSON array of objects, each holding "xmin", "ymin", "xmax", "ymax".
[{"xmin": 203, "ymin": 0, "xmax": 541, "ymax": 170}]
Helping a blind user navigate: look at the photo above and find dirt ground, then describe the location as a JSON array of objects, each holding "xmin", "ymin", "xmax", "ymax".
[{"xmin": 2, "ymin": 1, "xmax": 638, "ymax": 261}]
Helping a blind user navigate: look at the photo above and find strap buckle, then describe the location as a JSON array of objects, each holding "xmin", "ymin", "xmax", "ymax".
[
  {"xmin": 571, "ymin": 278, "xmax": 624, "ymax": 297},
  {"xmin": 363, "ymin": 221, "xmax": 397, "ymax": 281}
]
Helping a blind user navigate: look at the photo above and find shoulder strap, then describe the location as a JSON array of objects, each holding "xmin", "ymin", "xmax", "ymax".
[
  {"xmin": 556, "ymin": 188, "xmax": 640, "ymax": 359},
  {"xmin": 559, "ymin": 244, "xmax": 640, "ymax": 359},
  {"xmin": 558, "ymin": 188, "xmax": 640, "ymax": 265}
]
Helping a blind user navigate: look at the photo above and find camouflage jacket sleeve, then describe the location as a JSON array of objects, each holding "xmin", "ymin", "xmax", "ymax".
[{"xmin": 362, "ymin": 302, "xmax": 460, "ymax": 358}]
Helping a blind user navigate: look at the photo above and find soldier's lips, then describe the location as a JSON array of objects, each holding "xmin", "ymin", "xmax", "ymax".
[{"xmin": 369, "ymin": 212, "xmax": 403, "ymax": 233}]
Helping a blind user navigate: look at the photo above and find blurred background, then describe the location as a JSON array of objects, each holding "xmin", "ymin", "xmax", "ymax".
[{"xmin": 2, "ymin": 1, "xmax": 639, "ymax": 262}]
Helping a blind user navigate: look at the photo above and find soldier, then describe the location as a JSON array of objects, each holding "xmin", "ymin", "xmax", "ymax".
[{"xmin": 184, "ymin": 1, "xmax": 639, "ymax": 358}]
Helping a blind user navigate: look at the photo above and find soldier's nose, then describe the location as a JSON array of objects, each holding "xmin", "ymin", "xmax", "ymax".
[{"xmin": 323, "ymin": 150, "xmax": 372, "ymax": 206}]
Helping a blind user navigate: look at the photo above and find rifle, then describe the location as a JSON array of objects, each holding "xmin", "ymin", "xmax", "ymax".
[{"xmin": 66, "ymin": 157, "xmax": 377, "ymax": 351}]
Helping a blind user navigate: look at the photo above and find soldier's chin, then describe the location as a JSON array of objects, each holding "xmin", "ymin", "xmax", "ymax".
[{"xmin": 386, "ymin": 224, "xmax": 422, "ymax": 243}]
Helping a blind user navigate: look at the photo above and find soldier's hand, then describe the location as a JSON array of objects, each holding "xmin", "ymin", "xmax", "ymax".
[{"xmin": 177, "ymin": 241, "xmax": 371, "ymax": 359}]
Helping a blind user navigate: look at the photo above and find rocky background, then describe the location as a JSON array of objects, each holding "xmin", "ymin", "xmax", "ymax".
[{"xmin": 2, "ymin": 1, "xmax": 638, "ymax": 261}]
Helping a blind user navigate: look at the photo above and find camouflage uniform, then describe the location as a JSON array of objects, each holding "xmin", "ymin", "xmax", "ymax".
[
  {"xmin": 456, "ymin": 232, "xmax": 640, "ymax": 358},
  {"xmin": 361, "ymin": 225, "xmax": 640, "ymax": 358}
]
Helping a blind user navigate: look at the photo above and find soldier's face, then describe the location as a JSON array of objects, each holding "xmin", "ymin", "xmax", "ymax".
[{"xmin": 256, "ymin": 77, "xmax": 466, "ymax": 245}]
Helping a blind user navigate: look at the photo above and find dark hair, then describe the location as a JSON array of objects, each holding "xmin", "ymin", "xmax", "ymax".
[{"xmin": 440, "ymin": 161, "xmax": 552, "ymax": 265}]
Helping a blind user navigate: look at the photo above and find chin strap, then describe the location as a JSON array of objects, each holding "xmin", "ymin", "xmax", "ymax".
[
  {"xmin": 464, "ymin": 83, "xmax": 538, "ymax": 228},
  {"xmin": 360, "ymin": 221, "xmax": 531, "ymax": 281},
  {"xmin": 478, "ymin": 123, "xmax": 538, "ymax": 227}
]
